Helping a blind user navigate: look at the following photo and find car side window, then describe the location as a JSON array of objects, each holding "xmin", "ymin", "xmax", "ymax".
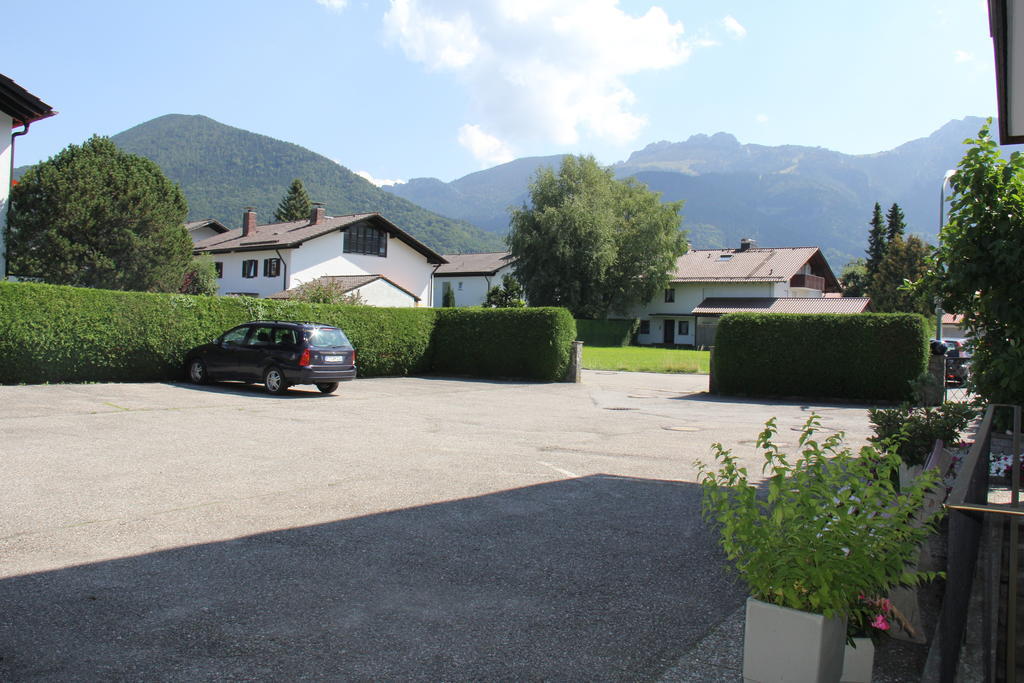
[
  {"xmin": 273, "ymin": 328, "xmax": 298, "ymax": 346},
  {"xmin": 248, "ymin": 326, "xmax": 275, "ymax": 346},
  {"xmin": 221, "ymin": 327, "xmax": 250, "ymax": 346}
]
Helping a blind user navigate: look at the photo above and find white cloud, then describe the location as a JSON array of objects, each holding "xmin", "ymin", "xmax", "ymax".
[
  {"xmin": 756, "ymin": 113, "xmax": 768, "ymax": 124},
  {"xmin": 954, "ymin": 49, "xmax": 973, "ymax": 63},
  {"xmin": 383, "ymin": 0, "xmax": 695, "ymax": 147},
  {"xmin": 722, "ymin": 15, "xmax": 746, "ymax": 39},
  {"xmin": 316, "ymin": 0, "xmax": 348, "ymax": 11},
  {"xmin": 457, "ymin": 124, "xmax": 516, "ymax": 166},
  {"xmin": 355, "ymin": 170, "xmax": 406, "ymax": 187}
]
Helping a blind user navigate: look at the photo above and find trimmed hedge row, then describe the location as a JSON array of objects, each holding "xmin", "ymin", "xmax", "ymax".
[
  {"xmin": 712, "ymin": 313, "xmax": 930, "ymax": 401},
  {"xmin": 0, "ymin": 281, "xmax": 574, "ymax": 384},
  {"xmin": 433, "ymin": 307, "xmax": 576, "ymax": 380},
  {"xmin": 574, "ymin": 318, "xmax": 637, "ymax": 347}
]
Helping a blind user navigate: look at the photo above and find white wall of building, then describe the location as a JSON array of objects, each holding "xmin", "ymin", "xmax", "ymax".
[
  {"xmin": 356, "ymin": 278, "xmax": 417, "ymax": 307},
  {"xmin": 1, "ymin": 112, "xmax": 13, "ymax": 278},
  {"xmin": 210, "ymin": 229, "xmax": 436, "ymax": 304},
  {"xmin": 433, "ymin": 264, "xmax": 514, "ymax": 307},
  {"xmin": 630, "ymin": 281, "xmax": 777, "ymax": 346}
]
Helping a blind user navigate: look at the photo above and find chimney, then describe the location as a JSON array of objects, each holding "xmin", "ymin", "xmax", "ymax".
[
  {"xmin": 242, "ymin": 207, "xmax": 257, "ymax": 236},
  {"xmin": 739, "ymin": 238, "xmax": 755, "ymax": 252},
  {"xmin": 310, "ymin": 202, "xmax": 326, "ymax": 225}
]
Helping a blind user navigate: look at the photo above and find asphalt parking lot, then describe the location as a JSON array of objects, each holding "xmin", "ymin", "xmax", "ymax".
[{"xmin": 0, "ymin": 371, "xmax": 874, "ymax": 680}]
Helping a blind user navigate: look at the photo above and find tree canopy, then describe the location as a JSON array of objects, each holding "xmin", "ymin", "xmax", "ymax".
[
  {"xmin": 7, "ymin": 135, "xmax": 191, "ymax": 292},
  {"xmin": 867, "ymin": 235, "xmax": 931, "ymax": 315},
  {"xmin": 484, "ymin": 274, "xmax": 526, "ymax": 308},
  {"xmin": 274, "ymin": 178, "xmax": 313, "ymax": 222},
  {"xmin": 923, "ymin": 121, "xmax": 1024, "ymax": 404},
  {"xmin": 507, "ymin": 155, "xmax": 687, "ymax": 319},
  {"xmin": 866, "ymin": 202, "xmax": 887, "ymax": 275}
]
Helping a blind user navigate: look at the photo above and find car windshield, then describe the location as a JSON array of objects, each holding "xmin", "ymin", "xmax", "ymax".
[{"xmin": 306, "ymin": 327, "xmax": 351, "ymax": 348}]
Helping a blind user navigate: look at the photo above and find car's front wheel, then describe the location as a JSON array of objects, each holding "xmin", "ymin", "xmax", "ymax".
[
  {"xmin": 316, "ymin": 382, "xmax": 339, "ymax": 394},
  {"xmin": 188, "ymin": 358, "xmax": 208, "ymax": 385},
  {"xmin": 264, "ymin": 366, "xmax": 290, "ymax": 395}
]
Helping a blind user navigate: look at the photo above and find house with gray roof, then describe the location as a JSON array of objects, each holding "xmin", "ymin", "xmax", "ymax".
[
  {"xmin": 433, "ymin": 251, "xmax": 517, "ymax": 307},
  {"xmin": 192, "ymin": 207, "xmax": 446, "ymax": 306},
  {"xmin": 185, "ymin": 218, "xmax": 229, "ymax": 244},
  {"xmin": 630, "ymin": 239, "xmax": 869, "ymax": 347}
]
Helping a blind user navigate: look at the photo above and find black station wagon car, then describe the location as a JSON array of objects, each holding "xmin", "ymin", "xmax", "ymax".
[{"xmin": 185, "ymin": 321, "xmax": 357, "ymax": 394}]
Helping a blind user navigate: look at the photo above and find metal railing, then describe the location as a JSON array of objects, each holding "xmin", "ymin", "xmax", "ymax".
[{"xmin": 940, "ymin": 403, "xmax": 1022, "ymax": 682}]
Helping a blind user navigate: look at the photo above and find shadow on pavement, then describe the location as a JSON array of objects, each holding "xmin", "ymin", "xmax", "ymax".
[{"xmin": 0, "ymin": 475, "xmax": 742, "ymax": 680}]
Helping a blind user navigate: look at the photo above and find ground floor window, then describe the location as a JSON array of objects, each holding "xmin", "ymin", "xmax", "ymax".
[
  {"xmin": 214, "ymin": 262, "xmax": 223, "ymax": 278},
  {"xmin": 242, "ymin": 259, "xmax": 258, "ymax": 278},
  {"xmin": 263, "ymin": 258, "xmax": 281, "ymax": 277},
  {"xmin": 678, "ymin": 320, "xmax": 690, "ymax": 335},
  {"xmin": 639, "ymin": 320, "xmax": 651, "ymax": 335}
]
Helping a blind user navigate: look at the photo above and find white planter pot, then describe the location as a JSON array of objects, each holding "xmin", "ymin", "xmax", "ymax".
[
  {"xmin": 841, "ymin": 637, "xmax": 874, "ymax": 682},
  {"xmin": 743, "ymin": 597, "xmax": 847, "ymax": 683}
]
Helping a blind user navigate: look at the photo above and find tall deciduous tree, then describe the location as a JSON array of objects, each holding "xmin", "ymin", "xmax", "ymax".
[
  {"xmin": 865, "ymin": 202, "xmax": 887, "ymax": 277},
  {"xmin": 839, "ymin": 257, "xmax": 869, "ymax": 297},
  {"xmin": 867, "ymin": 235, "xmax": 932, "ymax": 315},
  {"xmin": 923, "ymin": 121, "xmax": 1024, "ymax": 404},
  {"xmin": 507, "ymin": 155, "xmax": 687, "ymax": 319},
  {"xmin": 274, "ymin": 178, "xmax": 312, "ymax": 222},
  {"xmin": 7, "ymin": 135, "xmax": 191, "ymax": 292},
  {"xmin": 885, "ymin": 203, "xmax": 906, "ymax": 242}
]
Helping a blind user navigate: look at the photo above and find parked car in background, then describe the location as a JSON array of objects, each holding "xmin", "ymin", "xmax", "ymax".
[
  {"xmin": 936, "ymin": 338, "xmax": 971, "ymax": 387},
  {"xmin": 185, "ymin": 321, "xmax": 356, "ymax": 394}
]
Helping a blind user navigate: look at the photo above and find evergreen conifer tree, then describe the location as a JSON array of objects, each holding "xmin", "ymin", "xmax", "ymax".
[
  {"xmin": 885, "ymin": 203, "xmax": 906, "ymax": 242},
  {"xmin": 274, "ymin": 178, "xmax": 313, "ymax": 222},
  {"xmin": 865, "ymin": 202, "xmax": 886, "ymax": 277}
]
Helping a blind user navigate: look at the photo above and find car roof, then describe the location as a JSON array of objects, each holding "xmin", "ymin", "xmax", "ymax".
[{"xmin": 245, "ymin": 320, "xmax": 338, "ymax": 329}]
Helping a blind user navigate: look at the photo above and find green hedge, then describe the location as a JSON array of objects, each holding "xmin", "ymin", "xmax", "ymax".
[
  {"xmin": 433, "ymin": 307, "xmax": 576, "ymax": 381},
  {"xmin": 574, "ymin": 318, "xmax": 637, "ymax": 347},
  {"xmin": 0, "ymin": 282, "xmax": 572, "ymax": 384},
  {"xmin": 712, "ymin": 313, "xmax": 929, "ymax": 401}
]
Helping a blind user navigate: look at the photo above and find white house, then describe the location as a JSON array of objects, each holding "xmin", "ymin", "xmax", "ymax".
[
  {"xmin": 630, "ymin": 239, "xmax": 870, "ymax": 347},
  {"xmin": 192, "ymin": 207, "xmax": 447, "ymax": 306},
  {"xmin": 1, "ymin": 74, "xmax": 55, "ymax": 279},
  {"xmin": 433, "ymin": 251, "xmax": 516, "ymax": 307}
]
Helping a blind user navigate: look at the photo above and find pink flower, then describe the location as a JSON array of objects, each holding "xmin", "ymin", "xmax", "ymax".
[
  {"xmin": 878, "ymin": 598, "xmax": 892, "ymax": 612},
  {"xmin": 871, "ymin": 614, "xmax": 890, "ymax": 631}
]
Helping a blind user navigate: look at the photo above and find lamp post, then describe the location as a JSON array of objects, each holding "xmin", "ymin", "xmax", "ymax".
[{"xmin": 936, "ymin": 169, "xmax": 957, "ymax": 340}]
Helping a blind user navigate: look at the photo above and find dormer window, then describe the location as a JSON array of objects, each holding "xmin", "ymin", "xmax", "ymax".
[
  {"xmin": 718, "ymin": 254, "xmax": 733, "ymax": 261},
  {"xmin": 344, "ymin": 223, "xmax": 388, "ymax": 257}
]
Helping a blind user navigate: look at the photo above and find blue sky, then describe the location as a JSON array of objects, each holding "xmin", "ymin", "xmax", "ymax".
[{"xmin": 8, "ymin": 0, "xmax": 997, "ymax": 185}]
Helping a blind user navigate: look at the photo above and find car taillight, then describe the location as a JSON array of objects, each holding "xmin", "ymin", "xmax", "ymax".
[
  {"xmin": 299, "ymin": 348, "xmax": 311, "ymax": 367},
  {"xmin": 352, "ymin": 349, "xmax": 357, "ymax": 365}
]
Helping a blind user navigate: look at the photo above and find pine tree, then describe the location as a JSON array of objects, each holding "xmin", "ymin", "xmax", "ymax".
[
  {"xmin": 865, "ymin": 202, "xmax": 886, "ymax": 277},
  {"xmin": 274, "ymin": 178, "xmax": 312, "ymax": 222},
  {"xmin": 885, "ymin": 203, "xmax": 906, "ymax": 242}
]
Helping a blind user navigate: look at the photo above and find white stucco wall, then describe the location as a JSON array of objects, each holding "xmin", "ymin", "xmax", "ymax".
[
  {"xmin": 355, "ymin": 278, "xmax": 417, "ymax": 307},
  {"xmin": 1, "ymin": 112, "xmax": 13, "ymax": 279},
  {"xmin": 289, "ymin": 231, "xmax": 434, "ymax": 303},
  {"xmin": 209, "ymin": 228, "xmax": 436, "ymax": 304},
  {"xmin": 433, "ymin": 264, "xmax": 514, "ymax": 307}
]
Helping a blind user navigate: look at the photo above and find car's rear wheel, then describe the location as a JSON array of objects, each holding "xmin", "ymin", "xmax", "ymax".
[
  {"xmin": 264, "ymin": 366, "xmax": 289, "ymax": 395},
  {"xmin": 316, "ymin": 382, "xmax": 339, "ymax": 394},
  {"xmin": 188, "ymin": 358, "xmax": 208, "ymax": 385}
]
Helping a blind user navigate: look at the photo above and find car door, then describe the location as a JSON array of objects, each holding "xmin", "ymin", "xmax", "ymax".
[
  {"xmin": 205, "ymin": 325, "xmax": 251, "ymax": 378},
  {"xmin": 234, "ymin": 324, "xmax": 277, "ymax": 381}
]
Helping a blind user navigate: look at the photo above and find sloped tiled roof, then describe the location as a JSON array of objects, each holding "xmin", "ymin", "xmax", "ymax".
[
  {"xmin": 0, "ymin": 74, "xmax": 56, "ymax": 127},
  {"xmin": 266, "ymin": 274, "xmax": 419, "ymax": 301},
  {"xmin": 193, "ymin": 212, "xmax": 446, "ymax": 264},
  {"xmin": 671, "ymin": 247, "xmax": 831, "ymax": 284},
  {"xmin": 185, "ymin": 218, "xmax": 229, "ymax": 234},
  {"xmin": 691, "ymin": 297, "xmax": 872, "ymax": 315},
  {"xmin": 436, "ymin": 252, "xmax": 515, "ymax": 276}
]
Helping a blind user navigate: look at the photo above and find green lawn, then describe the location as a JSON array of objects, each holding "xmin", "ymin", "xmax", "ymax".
[{"xmin": 582, "ymin": 346, "xmax": 710, "ymax": 374}]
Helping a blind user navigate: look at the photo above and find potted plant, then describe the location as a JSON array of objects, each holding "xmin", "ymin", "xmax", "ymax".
[{"xmin": 698, "ymin": 415, "xmax": 943, "ymax": 682}]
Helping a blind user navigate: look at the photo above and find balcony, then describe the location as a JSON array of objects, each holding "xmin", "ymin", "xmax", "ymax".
[{"xmin": 789, "ymin": 273, "xmax": 824, "ymax": 291}]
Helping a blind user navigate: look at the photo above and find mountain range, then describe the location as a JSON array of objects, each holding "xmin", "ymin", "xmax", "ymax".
[
  {"xmin": 15, "ymin": 114, "xmax": 993, "ymax": 266},
  {"xmin": 386, "ymin": 117, "xmax": 992, "ymax": 267}
]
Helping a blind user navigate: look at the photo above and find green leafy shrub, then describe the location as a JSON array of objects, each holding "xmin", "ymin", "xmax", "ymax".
[
  {"xmin": 868, "ymin": 402, "xmax": 978, "ymax": 466},
  {"xmin": 0, "ymin": 281, "xmax": 573, "ymax": 383},
  {"xmin": 713, "ymin": 313, "xmax": 929, "ymax": 401},
  {"xmin": 432, "ymin": 307, "xmax": 576, "ymax": 381},
  {"xmin": 574, "ymin": 319, "xmax": 637, "ymax": 347},
  {"xmin": 698, "ymin": 415, "xmax": 943, "ymax": 618}
]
